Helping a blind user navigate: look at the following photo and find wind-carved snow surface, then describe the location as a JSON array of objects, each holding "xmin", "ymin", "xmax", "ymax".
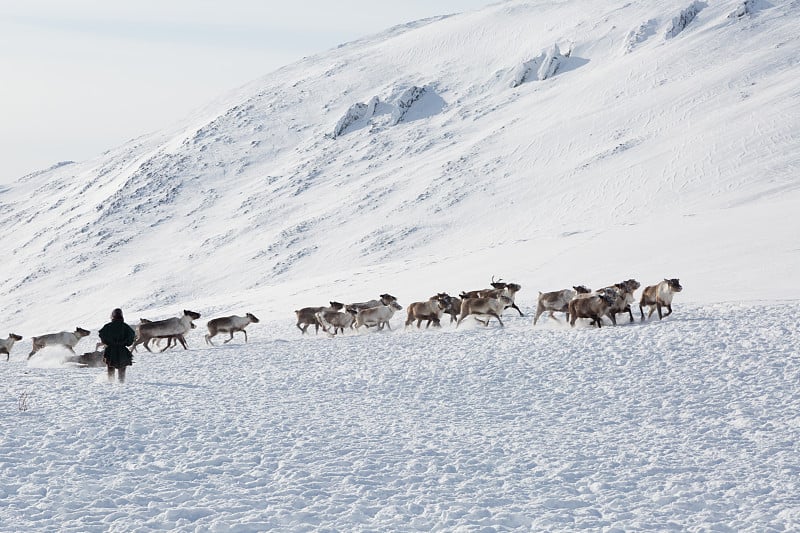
[{"xmin": 2, "ymin": 1, "xmax": 800, "ymax": 529}]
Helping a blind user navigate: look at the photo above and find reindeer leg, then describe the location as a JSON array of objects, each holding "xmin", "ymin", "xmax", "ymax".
[
  {"xmin": 511, "ymin": 303, "xmax": 524, "ymax": 316},
  {"xmin": 490, "ymin": 312, "xmax": 504, "ymax": 327},
  {"xmin": 243, "ymin": 330, "xmax": 248, "ymax": 343},
  {"xmin": 656, "ymin": 303, "xmax": 663, "ymax": 320},
  {"xmin": 224, "ymin": 331, "xmax": 234, "ymax": 344},
  {"xmin": 639, "ymin": 304, "xmax": 646, "ymax": 322},
  {"xmin": 626, "ymin": 305, "xmax": 634, "ymax": 323},
  {"xmin": 664, "ymin": 304, "xmax": 673, "ymax": 318}
]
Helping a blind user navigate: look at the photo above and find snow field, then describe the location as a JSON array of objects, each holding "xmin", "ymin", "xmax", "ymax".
[{"xmin": 2, "ymin": 301, "xmax": 799, "ymax": 531}]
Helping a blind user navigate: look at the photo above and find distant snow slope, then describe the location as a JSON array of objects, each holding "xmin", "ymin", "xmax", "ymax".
[{"xmin": 0, "ymin": 0, "xmax": 798, "ymax": 330}]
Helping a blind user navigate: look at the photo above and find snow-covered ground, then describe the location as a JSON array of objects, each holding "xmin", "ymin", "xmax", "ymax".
[
  {"xmin": 1, "ymin": 0, "xmax": 800, "ymax": 530},
  {"xmin": 3, "ymin": 303, "xmax": 800, "ymax": 531}
]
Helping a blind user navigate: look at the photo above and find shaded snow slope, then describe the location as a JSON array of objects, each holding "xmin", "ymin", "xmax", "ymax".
[
  {"xmin": 0, "ymin": 0, "xmax": 798, "ymax": 329},
  {"xmin": 2, "ymin": 303, "xmax": 800, "ymax": 531}
]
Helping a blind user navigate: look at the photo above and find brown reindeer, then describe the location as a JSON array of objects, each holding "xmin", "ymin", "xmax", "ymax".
[
  {"xmin": 640, "ymin": 279, "xmax": 683, "ymax": 321},
  {"xmin": 295, "ymin": 302, "xmax": 344, "ymax": 334},
  {"xmin": 569, "ymin": 290, "xmax": 616, "ymax": 328},
  {"xmin": 405, "ymin": 294, "xmax": 449, "ymax": 329}
]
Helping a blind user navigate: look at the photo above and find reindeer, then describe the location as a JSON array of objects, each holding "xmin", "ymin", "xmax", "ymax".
[
  {"xmin": 65, "ymin": 348, "xmax": 106, "ymax": 368},
  {"xmin": 488, "ymin": 277, "xmax": 524, "ymax": 316},
  {"xmin": 604, "ymin": 279, "xmax": 641, "ymax": 324},
  {"xmin": 131, "ymin": 310, "xmax": 201, "ymax": 352},
  {"xmin": 440, "ymin": 294, "xmax": 462, "ymax": 324},
  {"xmin": 347, "ymin": 294, "xmax": 401, "ymax": 328},
  {"xmin": 205, "ymin": 313, "xmax": 260, "ymax": 345},
  {"xmin": 355, "ymin": 300, "xmax": 403, "ymax": 331},
  {"xmin": 295, "ymin": 302, "xmax": 343, "ymax": 334},
  {"xmin": 457, "ymin": 295, "xmax": 513, "ymax": 328},
  {"xmin": 569, "ymin": 290, "xmax": 616, "ymax": 328},
  {"xmin": 316, "ymin": 308, "xmax": 357, "ymax": 336},
  {"xmin": 461, "ymin": 276, "xmax": 523, "ymax": 316},
  {"xmin": 405, "ymin": 294, "xmax": 449, "ymax": 329},
  {"xmin": 640, "ymin": 279, "xmax": 683, "ymax": 321},
  {"xmin": 29, "ymin": 328, "xmax": 91, "ymax": 359},
  {"xmin": 346, "ymin": 294, "xmax": 400, "ymax": 313},
  {"xmin": 1, "ymin": 333, "xmax": 23, "ymax": 361},
  {"xmin": 130, "ymin": 318, "xmax": 197, "ymax": 352},
  {"xmin": 533, "ymin": 285, "xmax": 591, "ymax": 325}
]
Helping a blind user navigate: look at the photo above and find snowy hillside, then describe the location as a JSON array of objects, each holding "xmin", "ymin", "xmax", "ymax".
[
  {"xmin": 3, "ymin": 1, "xmax": 800, "ymax": 531},
  {"xmin": 0, "ymin": 0, "xmax": 798, "ymax": 331}
]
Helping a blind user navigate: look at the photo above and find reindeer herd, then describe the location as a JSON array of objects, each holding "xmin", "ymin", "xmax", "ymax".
[
  {"xmin": 1, "ymin": 311, "xmax": 261, "ymax": 364},
  {"xmin": 295, "ymin": 276, "xmax": 683, "ymax": 336},
  {"xmin": 1, "ymin": 276, "xmax": 682, "ymax": 362}
]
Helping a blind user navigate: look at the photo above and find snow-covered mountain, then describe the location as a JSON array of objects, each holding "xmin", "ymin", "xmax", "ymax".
[{"xmin": 1, "ymin": 0, "xmax": 798, "ymax": 331}]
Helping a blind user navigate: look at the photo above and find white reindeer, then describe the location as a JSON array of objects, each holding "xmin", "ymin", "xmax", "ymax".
[
  {"xmin": 29, "ymin": 328, "xmax": 91, "ymax": 359},
  {"xmin": 205, "ymin": 313, "xmax": 260, "ymax": 345},
  {"xmin": 132, "ymin": 310, "xmax": 201, "ymax": 352}
]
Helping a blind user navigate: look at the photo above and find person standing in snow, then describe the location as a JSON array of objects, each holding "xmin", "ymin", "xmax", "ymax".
[{"xmin": 99, "ymin": 308, "xmax": 136, "ymax": 383}]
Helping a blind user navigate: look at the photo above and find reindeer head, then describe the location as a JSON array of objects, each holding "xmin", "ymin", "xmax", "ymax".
[
  {"xmin": 624, "ymin": 279, "xmax": 641, "ymax": 291},
  {"xmin": 183, "ymin": 310, "xmax": 202, "ymax": 320},
  {"xmin": 665, "ymin": 279, "xmax": 683, "ymax": 292},
  {"xmin": 329, "ymin": 301, "xmax": 345, "ymax": 310},
  {"xmin": 573, "ymin": 285, "xmax": 591, "ymax": 294},
  {"xmin": 75, "ymin": 327, "xmax": 91, "ymax": 338},
  {"xmin": 246, "ymin": 313, "xmax": 260, "ymax": 323},
  {"xmin": 435, "ymin": 293, "xmax": 451, "ymax": 308},
  {"xmin": 379, "ymin": 294, "xmax": 398, "ymax": 306},
  {"xmin": 10, "ymin": 333, "xmax": 22, "ymax": 341}
]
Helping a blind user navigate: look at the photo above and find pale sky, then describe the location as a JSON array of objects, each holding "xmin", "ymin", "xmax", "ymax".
[{"xmin": 0, "ymin": 1, "xmax": 491, "ymax": 183}]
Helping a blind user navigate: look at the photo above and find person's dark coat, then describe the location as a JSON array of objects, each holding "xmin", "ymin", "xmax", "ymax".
[{"xmin": 99, "ymin": 320, "xmax": 136, "ymax": 368}]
